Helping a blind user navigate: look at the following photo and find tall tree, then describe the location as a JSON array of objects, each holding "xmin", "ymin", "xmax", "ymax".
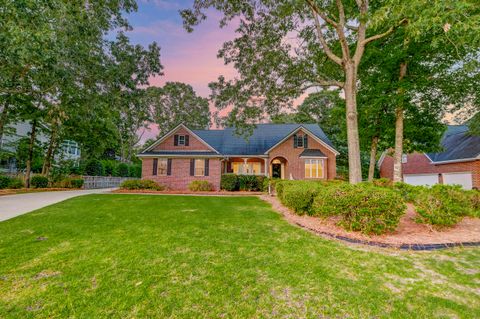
[
  {"xmin": 181, "ymin": 0, "xmax": 473, "ymax": 183},
  {"xmin": 147, "ymin": 82, "xmax": 211, "ymax": 137}
]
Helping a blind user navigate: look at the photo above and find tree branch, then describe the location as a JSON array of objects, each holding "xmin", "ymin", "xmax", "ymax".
[
  {"xmin": 306, "ymin": 1, "xmax": 343, "ymax": 66},
  {"xmin": 335, "ymin": 0, "xmax": 350, "ymax": 59},
  {"xmin": 305, "ymin": 0, "xmax": 338, "ymax": 28}
]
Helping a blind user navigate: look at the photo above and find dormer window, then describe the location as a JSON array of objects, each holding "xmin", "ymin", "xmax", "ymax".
[
  {"xmin": 178, "ymin": 135, "xmax": 186, "ymax": 146},
  {"xmin": 293, "ymin": 134, "xmax": 308, "ymax": 149},
  {"xmin": 174, "ymin": 134, "xmax": 189, "ymax": 146}
]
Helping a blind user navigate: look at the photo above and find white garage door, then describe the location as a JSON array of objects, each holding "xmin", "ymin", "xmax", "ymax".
[
  {"xmin": 404, "ymin": 174, "xmax": 439, "ymax": 186},
  {"xmin": 442, "ymin": 172, "xmax": 473, "ymax": 190}
]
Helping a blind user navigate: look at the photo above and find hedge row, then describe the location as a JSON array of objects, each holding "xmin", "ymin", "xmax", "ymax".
[
  {"xmin": 370, "ymin": 179, "xmax": 480, "ymax": 227},
  {"xmin": 276, "ymin": 180, "xmax": 406, "ymax": 235},
  {"xmin": 120, "ymin": 179, "xmax": 164, "ymax": 191},
  {"xmin": 220, "ymin": 174, "xmax": 266, "ymax": 191},
  {"xmin": 0, "ymin": 175, "xmax": 84, "ymax": 189},
  {"xmin": 0, "ymin": 175, "xmax": 25, "ymax": 189}
]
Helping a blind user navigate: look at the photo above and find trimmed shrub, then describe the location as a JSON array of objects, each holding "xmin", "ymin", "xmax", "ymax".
[
  {"xmin": 117, "ymin": 163, "xmax": 129, "ymax": 177},
  {"xmin": 221, "ymin": 174, "xmax": 238, "ymax": 191},
  {"xmin": 0, "ymin": 175, "xmax": 11, "ymax": 189},
  {"xmin": 392, "ymin": 182, "xmax": 424, "ymax": 202},
  {"xmin": 129, "ymin": 164, "xmax": 142, "ymax": 178},
  {"xmin": 85, "ymin": 159, "xmax": 104, "ymax": 176},
  {"xmin": 120, "ymin": 179, "xmax": 163, "ymax": 191},
  {"xmin": 188, "ymin": 180, "xmax": 213, "ymax": 192},
  {"xmin": 371, "ymin": 178, "xmax": 392, "ymax": 188},
  {"xmin": 9, "ymin": 178, "xmax": 25, "ymax": 189},
  {"xmin": 237, "ymin": 175, "xmax": 258, "ymax": 191},
  {"xmin": 415, "ymin": 185, "xmax": 472, "ymax": 227},
  {"xmin": 312, "ymin": 183, "xmax": 406, "ymax": 235},
  {"xmin": 280, "ymin": 181, "xmax": 326, "ymax": 215},
  {"xmin": 467, "ymin": 191, "xmax": 480, "ymax": 218},
  {"xmin": 30, "ymin": 175, "xmax": 49, "ymax": 188}
]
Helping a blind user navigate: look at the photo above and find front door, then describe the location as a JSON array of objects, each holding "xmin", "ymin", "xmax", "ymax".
[{"xmin": 272, "ymin": 163, "xmax": 282, "ymax": 179}]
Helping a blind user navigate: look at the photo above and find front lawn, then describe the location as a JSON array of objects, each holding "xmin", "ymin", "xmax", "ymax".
[{"xmin": 0, "ymin": 195, "xmax": 479, "ymax": 318}]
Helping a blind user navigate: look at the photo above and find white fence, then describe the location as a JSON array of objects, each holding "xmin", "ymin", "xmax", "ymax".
[{"xmin": 82, "ymin": 176, "xmax": 138, "ymax": 189}]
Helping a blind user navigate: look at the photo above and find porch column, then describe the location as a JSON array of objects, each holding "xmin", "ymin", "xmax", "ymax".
[
  {"xmin": 264, "ymin": 158, "xmax": 269, "ymax": 177},
  {"xmin": 242, "ymin": 158, "xmax": 249, "ymax": 174}
]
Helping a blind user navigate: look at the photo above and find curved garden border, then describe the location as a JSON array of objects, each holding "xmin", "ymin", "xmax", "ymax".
[
  {"xmin": 293, "ymin": 221, "xmax": 480, "ymax": 251},
  {"xmin": 260, "ymin": 195, "xmax": 480, "ymax": 251}
]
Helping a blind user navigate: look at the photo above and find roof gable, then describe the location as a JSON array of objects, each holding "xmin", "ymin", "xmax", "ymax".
[{"xmin": 140, "ymin": 123, "xmax": 338, "ymax": 156}]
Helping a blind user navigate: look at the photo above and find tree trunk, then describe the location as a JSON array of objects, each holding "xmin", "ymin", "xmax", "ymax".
[
  {"xmin": 368, "ymin": 136, "xmax": 379, "ymax": 182},
  {"xmin": 0, "ymin": 101, "xmax": 9, "ymax": 149},
  {"xmin": 393, "ymin": 62, "xmax": 408, "ymax": 182},
  {"xmin": 42, "ymin": 126, "xmax": 58, "ymax": 176},
  {"xmin": 344, "ymin": 63, "xmax": 362, "ymax": 184},
  {"xmin": 25, "ymin": 119, "xmax": 37, "ymax": 188}
]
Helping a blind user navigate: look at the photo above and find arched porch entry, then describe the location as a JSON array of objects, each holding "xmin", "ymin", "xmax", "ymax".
[{"xmin": 270, "ymin": 157, "xmax": 288, "ymax": 179}]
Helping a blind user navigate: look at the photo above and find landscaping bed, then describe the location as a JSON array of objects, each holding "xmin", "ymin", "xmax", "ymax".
[
  {"xmin": 0, "ymin": 188, "xmax": 82, "ymax": 196},
  {"xmin": 112, "ymin": 189, "xmax": 264, "ymax": 196},
  {"xmin": 262, "ymin": 195, "xmax": 480, "ymax": 247}
]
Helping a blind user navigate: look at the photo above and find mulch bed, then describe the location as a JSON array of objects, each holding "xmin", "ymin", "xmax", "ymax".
[
  {"xmin": 112, "ymin": 189, "xmax": 264, "ymax": 196},
  {"xmin": 0, "ymin": 188, "xmax": 80, "ymax": 196},
  {"xmin": 260, "ymin": 194, "xmax": 480, "ymax": 250}
]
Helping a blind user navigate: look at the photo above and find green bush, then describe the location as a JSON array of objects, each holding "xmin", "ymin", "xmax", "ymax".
[
  {"xmin": 70, "ymin": 178, "xmax": 84, "ymax": 189},
  {"xmin": 102, "ymin": 160, "xmax": 117, "ymax": 176},
  {"xmin": 30, "ymin": 175, "xmax": 49, "ymax": 188},
  {"xmin": 117, "ymin": 163, "xmax": 129, "ymax": 177},
  {"xmin": 280, "ymin": 181, "xmax": 326, "ymax": 215},
  {"xmin": 129, "ymin": 164, "xmax": 142, "ymax": 178},
  {"xmin": 188, "ymin": 180, "xmax": 213, "ymax": 192},
  {"xmin": 237, "ymin": 175, "xmax": 258, "ymax": 191},
  {"xmin": 0, "ymin": 175, "xmax": 11, "ymax": 189},
  {"xmin": 85, "ymin": 159, "xmax": 105, "ymax": 176},
  {"xmin": 312, "ymin": 183, "xmax": 406, "ymax": 235},
  {"xmin": 415, "ymin": 185, "xmax": 473, "ymax": 227},
  {"xmin": 467, "ymin": 190, "xmax": 480, "ymax": 218},
  {"xmin": 371, "ymin": 178, "xmax": 392, "ymax": 187},
  {"xmin": 9, "ymin": 178, "xmax": 25, "ymax": 189},
  {"xmin": 392, "ymin": 182, "xmax": 425, "ymax": 202},
  {"xmin": 120, "ymin": 179, "xmax": 163, "ymax": 191},
  {"xmin": 221, "ymin": 174, "xmax": 238, "ymax": 191}
]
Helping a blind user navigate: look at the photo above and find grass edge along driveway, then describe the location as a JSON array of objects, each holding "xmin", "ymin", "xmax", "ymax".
[{"xmin": 0, "ymin": 194, "xmax": 479, "ymax": 318}]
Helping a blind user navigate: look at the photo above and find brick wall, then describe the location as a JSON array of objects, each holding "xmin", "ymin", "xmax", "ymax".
[
  {"xmin": 267, "ymin": 129, "xmax": 337, "ymax": 180},
  {"xmin": 142, "ymin": 157, "xmax": 222, "ymax": 190},
  {"xmin": 379, "ymin": 152, "xmax": 480, "ymax": 188},
  {"xmin": 153, "ymin": 127, "xmax": 212, "ymax": 151}
]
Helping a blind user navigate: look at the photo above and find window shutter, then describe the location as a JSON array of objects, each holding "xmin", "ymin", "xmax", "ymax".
[
  {"xmin": 167, "ymin": 158, "xmax": 172, "ymax": 176},
  {"xmin": 304, "ymin": 135, "xmax": 308, "ymax": 149},
  {"xmin": 293, "ymin": 134, "xmax": 298, "ymax": 148},
  {"xmin": 205, "ymin": 159, "xmax": 209, "ymax": 176},
  {"xmin": 152, "ymin": 158, "xmax": 158, "ymax": 175},
  {"xmin": 185, "ymin": 135, "xmax": 189, "ymax": 146},
  {"xmin": 190, "ymin": 159, "xmax": 195, "ymax": 176},
  {"xmin": 174, "ymin": 134, "xmax": 179, "ymax": 146}
]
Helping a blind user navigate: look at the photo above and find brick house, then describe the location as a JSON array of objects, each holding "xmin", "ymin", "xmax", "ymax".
[
  {"xmin": 378, "ymin": 125, "xmax": 480, "ymax": 190},
  {"xmin": 138, "ymin": 123, "xmax": 339, "ymax": 190}
]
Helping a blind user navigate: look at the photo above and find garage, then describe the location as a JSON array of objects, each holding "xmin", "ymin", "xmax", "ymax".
[
  {"xmin": 442, "ymin": 172, "xmax": 473, "ymax": 190},
  {"xmin": 403, "ymin": 174, "xmax": 439, "ymax": 186}
]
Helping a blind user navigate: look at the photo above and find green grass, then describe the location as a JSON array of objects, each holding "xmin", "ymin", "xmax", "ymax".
[{"xmin": 0, "ymin": 195, "xmax": 479, "ymax": 318}]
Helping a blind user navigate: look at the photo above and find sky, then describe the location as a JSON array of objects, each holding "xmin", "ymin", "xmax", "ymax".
[
  {"xmin": 125, "ymin": 0, "xmax": 238, "ymax": 141},
  {"xmin": 126, "ymin": 0, "xmax": 236, "ymax": 97}
]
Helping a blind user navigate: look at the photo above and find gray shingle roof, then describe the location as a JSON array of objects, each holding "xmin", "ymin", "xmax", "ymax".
[
  {"xmin": 426, "ymin": 125, "xmax": 480, "ymax": 162},
  {"xmin": 299, "ymin": 149, "xmax": 327, "ymax": 157},
  {"xmin": 192, "ymin": 123, "xmax": 335, "ymax": 155},
  {"xmin": 141, "ymin": 151, "xmax": 219, "ymax": 156}
]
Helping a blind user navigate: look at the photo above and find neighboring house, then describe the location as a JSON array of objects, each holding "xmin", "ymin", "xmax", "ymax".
[
  {"xmin": 0, "ymin": 121, "xmax": 81, "ymax": 173},
  {"xmin": 138, "ymin": 123, "xmax": 339, "ymax": 190},
  {"xmin": 378, "ymin": 125, "xmax": 480, "ymax": 190}
]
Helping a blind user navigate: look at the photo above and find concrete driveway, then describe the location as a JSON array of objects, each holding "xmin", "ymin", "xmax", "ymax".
[{"xmin": 0, "ymin": 189, "xmax": 114, "ymax": 222}]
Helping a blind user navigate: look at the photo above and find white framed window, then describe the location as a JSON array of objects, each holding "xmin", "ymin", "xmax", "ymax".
[
  {"xmin": 178, "ymin": 135, "xmax": 186, "ymax": 146},
  {"xmin": 305, "ymin": 159, "xmax": 324, "ymax": 178},
  {"xmin": 297, "ymin": 135, "xmax": 303, "ymax": 147},
  {"xmin": 158, "ymin": 159, "xmax": 168, "ymax": 176},
  {"xmin": 195, "ymin": 159, "xmax": 205, "ymax": 176}
]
